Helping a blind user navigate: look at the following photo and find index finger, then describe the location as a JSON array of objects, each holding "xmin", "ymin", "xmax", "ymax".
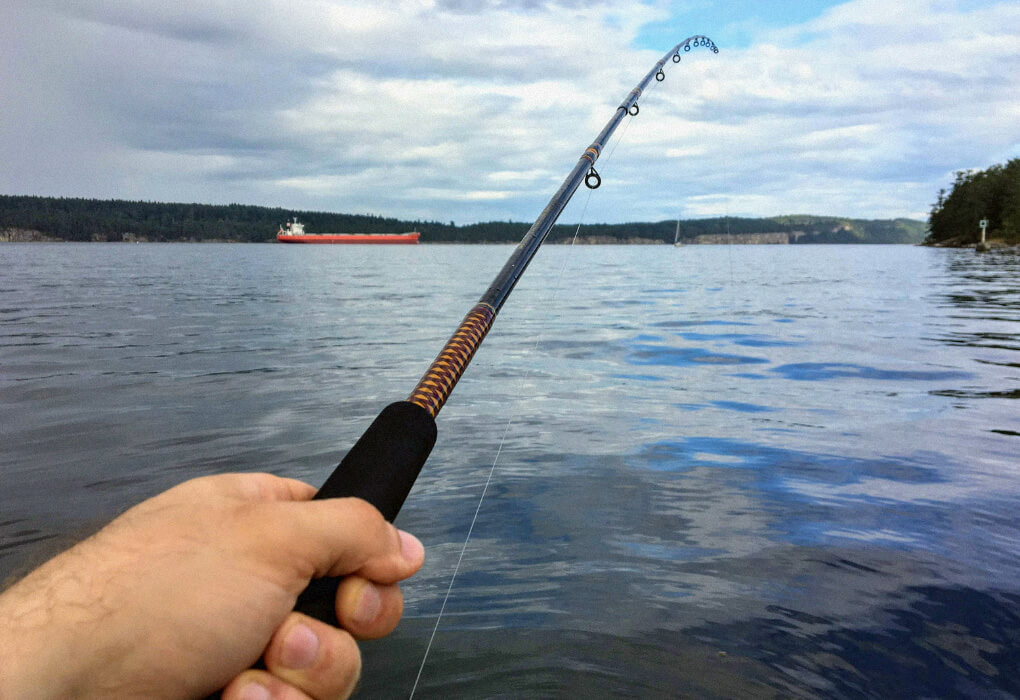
[{"xmin": 170, "ymin": 473, "xmax": 318, "ymax": 504}]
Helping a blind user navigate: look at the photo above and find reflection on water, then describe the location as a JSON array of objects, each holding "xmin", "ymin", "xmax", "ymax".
[{"xmin": 1, "ymin": 244, "xmax": 1018, "ymax": 697}]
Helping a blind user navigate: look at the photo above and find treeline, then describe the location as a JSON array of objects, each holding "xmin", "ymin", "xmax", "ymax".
[
  {"xmin": 926, "ymin": 159, "xmax": 1020, "ymax": 245},
  {"xmin": 0, "ymin": 196, "xmax": 428, "ymax": 243},
  {"xmin": 0, "ymin": 195, "xmax": 925, "ymax": 244}
]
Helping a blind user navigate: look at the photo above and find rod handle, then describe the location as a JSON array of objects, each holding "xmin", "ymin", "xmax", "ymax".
[{"xmin": 295, "ymin": 400, "xmax": 437, "ymax": 621}]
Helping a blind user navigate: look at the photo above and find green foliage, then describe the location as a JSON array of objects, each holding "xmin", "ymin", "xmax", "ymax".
[
  {"xmin": 927, "ymin": 159, "xmax": 1020, "ymax": 244},
  {"xmin": 0, "ymin": 195, "xmax": 925, "ymax": 244}
]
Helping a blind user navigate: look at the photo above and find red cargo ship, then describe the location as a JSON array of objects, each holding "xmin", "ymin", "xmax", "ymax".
[{"xmin": 277, "ymin": 219, "xmax": 420, "ymax": 244}]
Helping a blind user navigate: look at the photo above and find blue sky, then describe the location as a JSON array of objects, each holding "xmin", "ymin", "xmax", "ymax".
[
  {"xmin": 634, "ymin": 0, "xmax": 845, "ymax": 50},
  {"xmin": 1, "ymin": 0, "xmax": 1017, "ymax": 225}
]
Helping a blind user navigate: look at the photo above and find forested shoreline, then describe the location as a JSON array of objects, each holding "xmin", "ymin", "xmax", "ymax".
[
  {"xmin": 925, "ymin": 159, "xmax": 1020, "ymax": 247},
  {"xmin": 0, "ymin": 195, "xmax": 925, "ymax": 244}
]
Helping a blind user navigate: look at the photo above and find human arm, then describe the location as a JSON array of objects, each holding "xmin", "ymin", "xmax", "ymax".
[{"xmin": 0, "ymin": 473, "xmax": 424, "ymax": 700}]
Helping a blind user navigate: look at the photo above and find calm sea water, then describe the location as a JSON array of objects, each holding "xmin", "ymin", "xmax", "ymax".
[{"xmin": 1, "ymin": 243, "xmax": 1018, "ymax": 698}]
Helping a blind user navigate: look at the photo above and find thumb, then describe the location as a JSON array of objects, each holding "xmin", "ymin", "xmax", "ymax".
[{"xmin": 257, "ymin": 497, "xmax": 425, "ymax": 586}]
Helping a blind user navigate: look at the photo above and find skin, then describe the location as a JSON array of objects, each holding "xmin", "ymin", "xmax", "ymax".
[{"xmin": 0, "ymin": 473, "xmax": 425, "ymax": 700}]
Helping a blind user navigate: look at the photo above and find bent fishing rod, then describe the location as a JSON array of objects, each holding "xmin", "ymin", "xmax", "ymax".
[{"xmin": 294, "ymin": 35, "xmax": 719, "ymax": 622}]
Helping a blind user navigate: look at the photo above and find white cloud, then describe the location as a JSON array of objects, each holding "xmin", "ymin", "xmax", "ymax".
[{"xmin": 0, "ymin": 0, "xmax": 1017, "ymax": 223}]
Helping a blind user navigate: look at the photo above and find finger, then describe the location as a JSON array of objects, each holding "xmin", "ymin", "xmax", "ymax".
[
  {"xmin": 259, "ymin": 497, "xmax": 425, "ymax": 584},
  {"xmin": 168, "ymin": 473, "xmax": 317, "ymax": 504},
  {"xmin": 219, "ymin": 473, "xmax": 319, "ymax": 503},
  {"xmin": 246, "ymin": 474, "xmax": 318, "ymax": 503},
  {"xmin": 262, "ymin": 613, "xmax": 361, "ymax": 700},
  {"xmin": 335, "ymin": 577, "xmax": 405, "ymax": 640},
  {"xmin": 222, "ymin": 669, "xmax": 314, "ymax": 700}
]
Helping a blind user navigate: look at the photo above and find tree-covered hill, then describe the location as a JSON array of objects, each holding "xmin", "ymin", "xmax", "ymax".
[
  {"xmin": 0, "ymin": 194, "xmax": 925, "ymax": 244},
  {"xmin": 0, "ymin": 196, "xmax": 421, "ymax": 243},
  {"xmin": 926, "ymin": 159, "xmax": 1020, "ymax": 246}
]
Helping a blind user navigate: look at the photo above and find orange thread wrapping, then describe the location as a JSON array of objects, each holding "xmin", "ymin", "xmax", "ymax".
[{"xmin": 408, "ymin": 304, "xmax": 496, "ymax": 417}]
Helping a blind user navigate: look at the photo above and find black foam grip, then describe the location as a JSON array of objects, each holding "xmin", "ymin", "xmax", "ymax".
[
  {"xmin": 314, "ymin": 401, "xmax": 437, "ymax": 516},
  {"xmin": 293, "ymin": 401, "xmax": 437, "ymax": 623}
]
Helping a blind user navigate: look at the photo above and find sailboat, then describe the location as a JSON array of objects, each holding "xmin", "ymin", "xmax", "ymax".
[{"xmin": 673, "ymin": 218, "xmax": 683, "ymax": 247}]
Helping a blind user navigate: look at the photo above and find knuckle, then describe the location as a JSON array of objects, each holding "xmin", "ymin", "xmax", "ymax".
[
  {"xmin": 342, "ymin": 497, "xmax": 385, "ymax": 526},
  {"xmin": 341, "ymin": 498, "xmax": 398, "ymax": 550}
]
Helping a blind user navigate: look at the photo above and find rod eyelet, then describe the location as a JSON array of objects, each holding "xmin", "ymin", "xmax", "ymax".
[
  {"xmin": 629, "ymin": 103, "xmax": 639, "ymax": 116},
  {"xmin": 584, "ymin": 167, "xmax": 601, "ymax": 190},
  {"xmin": 672, "ymin": 53, "xmax": 681, "ymax": 63},
  {"xmin": 655, "ymin": 70, "xmax": 665, "ymax": 82}
]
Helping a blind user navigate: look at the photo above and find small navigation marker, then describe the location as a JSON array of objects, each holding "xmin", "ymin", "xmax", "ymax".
[{"xmin": 977, "ymin": 218, "xmax": 990, "ymax": 252}]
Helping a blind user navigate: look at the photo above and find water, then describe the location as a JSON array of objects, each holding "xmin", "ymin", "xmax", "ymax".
[{"xmin": 1, "ymin": 243, "xmax": 1018, "ymax": 698}]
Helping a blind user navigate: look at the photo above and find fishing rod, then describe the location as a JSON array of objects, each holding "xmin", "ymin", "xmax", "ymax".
[{"xmin": 294, "ymin": 34, "xmax": 719, "ymax": 623}]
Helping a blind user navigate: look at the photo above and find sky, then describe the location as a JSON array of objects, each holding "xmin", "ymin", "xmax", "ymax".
[{"xmin": 1, "ymin": 0, "xmax": 1018, "ymax": 225}]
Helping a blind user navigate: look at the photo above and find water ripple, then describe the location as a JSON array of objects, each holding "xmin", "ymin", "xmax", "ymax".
[{"xmin": 2, "ymin": 244, "xmax": 1019, "ymax": 697}]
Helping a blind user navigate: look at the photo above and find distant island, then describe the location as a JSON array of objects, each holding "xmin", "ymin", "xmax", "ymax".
[
  {"xmin": 924, "ymin": 159, "xmax": 1019, "ymax": 249},
  {"xmin": 0, "ymin": 194, "xmax": 927, "ymax": 245}
]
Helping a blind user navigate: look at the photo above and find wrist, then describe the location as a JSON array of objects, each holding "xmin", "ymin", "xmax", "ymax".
[{"xmin": 0, "ymin": 544, "xmax": 108, "ymax": 700}]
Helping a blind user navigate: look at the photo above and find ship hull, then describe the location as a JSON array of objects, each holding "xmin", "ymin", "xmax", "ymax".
[{"xmin": 277, "ymin": 232, "xmax": 420, "ymax": 244}]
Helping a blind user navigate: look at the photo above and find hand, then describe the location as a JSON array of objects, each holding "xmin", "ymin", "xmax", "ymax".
[{"xmin": 0, "ymin": 473, "xmax": 425, "ymax": 700}]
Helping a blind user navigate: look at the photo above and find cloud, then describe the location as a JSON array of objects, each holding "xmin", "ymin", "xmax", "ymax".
[
  {"xmin": 622, "ymin": 0, "xmax": 1020, "ymax": 220},
  {"xmin": 0, "ymin": 0, "xmax": 1017, "ymax": 223}
]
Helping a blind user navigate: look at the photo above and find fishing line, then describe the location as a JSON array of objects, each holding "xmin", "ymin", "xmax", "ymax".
[
  {"xmin": 602, "ymin": 105, "xmax": 635, "ymax": 165},
  {"xmin": 404, "ymin": 37, "xmax": 705, "ymax": 697},
  {"xmin": 409, "ymin": 166, "xmax": 604, "ymax": 700},
  {"xmin": 727, "ymin": 206, "xmax": 734, "ymax": 302},
  {"xmin": 408, "ymin": 40, "xmax": 711, "ymax": 694},
  {"xmin": 201, "ymin": 34, "xmax": 716, "ymax": 700}
]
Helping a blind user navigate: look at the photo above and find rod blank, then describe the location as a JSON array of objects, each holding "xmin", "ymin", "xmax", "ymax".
[{"xmin": 408, "ymin": 34, "xmax": 718, "ymax": 419}]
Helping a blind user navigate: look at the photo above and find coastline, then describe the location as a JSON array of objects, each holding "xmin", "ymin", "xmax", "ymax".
[
  {"xmin": 1, "ymin": 228, "xmax": 61, "ymax": 242},
  {"xmin": 1, "ymin": 229, "xmax": 249, "ymax": 244},
  {"xmin": 3, "ymin": 230, "xmax": 938, "ymax": 246},
  {"xmin": 0, "ymin": 196, "xmax": 929, "ymax": 245},
  {"xmin": 921, "ymin": 234, "xmax": 1018, "ymax": 250}
]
